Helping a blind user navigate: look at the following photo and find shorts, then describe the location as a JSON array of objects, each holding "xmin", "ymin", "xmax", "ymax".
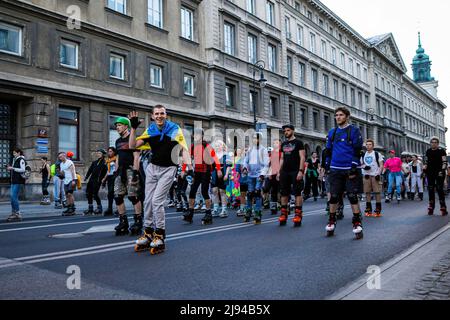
[
  {"xmin": 211, "ymin": 170, "xmax": 226, "ymax": 190},
  {"xmin": 64, "ymin": 182, "xmax": 75, "ymax": 194},
  {"xmin": 328, "ymin": 169, "xmax": 363, "ymax": 196},
  {"xmin": 240, "ymin": 174, "xmax": 248, "ymax": 192},
  {"xmin": 279, "ymin": 171, "xmax": 304, "ymax": 197},
  {"xmin": 114, "ymin": 168, "xmax": 141, "ymax": 198},
  {"xmin": 363, "ymin": 175, "xmax": 383, "ymax": 194}
]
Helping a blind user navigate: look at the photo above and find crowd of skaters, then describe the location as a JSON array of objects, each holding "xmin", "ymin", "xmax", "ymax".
[{"xmin": 5, "ymin": 105, "xmax": 449, "ymax": 252}]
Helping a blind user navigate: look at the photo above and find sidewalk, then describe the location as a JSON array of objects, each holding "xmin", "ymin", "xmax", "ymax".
[
  {"xmin": 328, "ymin": 223, "xmax": 450, "ymax": 300},
  {"xmin": 0, "ymin": 201, "xmax": 111, "ymax": 220}
]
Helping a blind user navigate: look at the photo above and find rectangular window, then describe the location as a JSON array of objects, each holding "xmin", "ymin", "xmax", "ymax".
[
  {"xmin": 268, "ymin": 44, "xmax": 277, "ymax": 72},
  {"xmin": 324, "ymin": 114, "xmax": 330, "ymax": 132},
  {"xmin": 311, "ymin": 68, "xmax": 318, "ymax": 92},
  {"xmin": 246, "ymin": 0, "xmax": 256, "ymax": 14},
  {"xmin": 150, "ymin": 64, "xmax": 163, "ymax": 88},
  {"xmin": 381, "ymin": 78, "xmax": 385, "ymax": 91},
  {"xmin": 60, "ymin": 39, "xmax": 79, "ymax": 69},
  {"xmin": 340, "ymin": 52, "xmax": 345, "ymax": 70},
  {"xmin": 270, "ymin": 96, "xmax": 278, "ymax": 118},
  {"xmin": 224, "ymin": 22, "xmax": 235, "ymax": 55},
  {"xmin": 59, "ymin": 107, "xmax": 79, "ymax": 160},
  {"xmin": 266, "ymin": 1, "xmax": 275, "ymax": 26},
  {"xmin": 300, "ymin": 108, "xmax": 306, "ymax": 127},
  {"xmin": 289, "ymin": 104, "xmax": 295, "ymax": 124},
  {"xmin": 297, "ymin": 25, "xmax": 303, "ymax": 46},
  {"xmin": 249, "ymin": 90, "xmax": 258, "ymax": 115},
  {"xmin": 342, "ymin": 84, "xmax": 347, "ymax": 104},
  {"xmin": 313, "ymin": 111, "xmax": 319, "ymax": 131},
  {"xmin": 331, "ymin": 47, "xmax": 336, "ymax": 65},
  {"xmin": 358, "ymin": 92, "xmax": 363, "ymax": 107},
  {"xmin": 321, "ymin": 40, "xmax": 327, "ymax": 60},
  {"xmin": 323, "ymin": 74, "xmax": 329, "ymax": 96},
  {"xmin": 356, "ymin": 63, "xmax": 361, "ymax": 79},
  {"xmin": 287, "ymin": 56, "xmax": 293, "ymax": 81},
  {"xmin": 350, "ymin": 88, "xmax": 356, "ymax": 106},
  {"xmin": 309, "ymin": 33, "xmax": 316, "ymax": 53},
  {"xmin": 285, "ymin": 16, "xmax": 291, "ymax": 39},
  {"xmin": 364, "ymin": 68, "xmax": 368, "ymax": 83},
  {"xmin": 109, "ymin": 53, "xmax": 125, "ymax": 80},
  {"xmin": 107, "ymin": 0, "xmax": 126, "ymax": 14},
  {"xmin": 181, "ymin": 6, "xmax": 194, "ymax": 41},
  {"xmin": 148, "ymin": 0, "xmax": 163, "ymax": 28},
  {"xmin": 307, "ymin": 11, "xmax": 313, "ymax": 20},
  {"xmin": 333, "ymin": 79, "xmax": 339, "ymax": 100},
  {"xmin": 225, "ymin": 83, "xmax": 235, "ymax": 108},
  {"xmin": 299, "ymin": 62, "xmax": 306, "ymax": 87},
  {"xmin": 0, "ymin": 22, "xmax": 22, "ymax": 56},
  {"xmin": 247, "ymin": 34, "xmax": 257, "ymax": 63},
  {"xmin": 348, "ymin": 58, "xmax": 353, "ymax": 75},
  {"xmin": 184, "ymin": 74, "xmax": 194, "ymax": 96}
]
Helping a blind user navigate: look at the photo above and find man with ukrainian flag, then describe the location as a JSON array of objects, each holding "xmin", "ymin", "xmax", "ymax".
[{"xmin": 128, "ymin": 105, "xmax": 190, "ymax": 255}]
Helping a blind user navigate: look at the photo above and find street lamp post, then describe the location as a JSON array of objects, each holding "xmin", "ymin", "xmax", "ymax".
[{"xmin": 251, "ymin": 60, "xmax": 267, "ymax": 131}]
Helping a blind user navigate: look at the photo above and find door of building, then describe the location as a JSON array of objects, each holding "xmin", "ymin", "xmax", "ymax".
[{"xmin": 0, "ymin": 103, "xmax": 17, "ymax": 183}]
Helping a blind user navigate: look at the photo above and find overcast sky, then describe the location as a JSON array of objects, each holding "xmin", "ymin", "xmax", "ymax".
[{"xmin": 320, "ymin": 0, "xmax": 450, "ymax": 145}]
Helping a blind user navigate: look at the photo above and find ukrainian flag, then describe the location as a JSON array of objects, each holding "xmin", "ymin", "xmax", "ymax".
[{"xmin": 136, "ymin": 120, "xmax": 188, "ymax": 151}]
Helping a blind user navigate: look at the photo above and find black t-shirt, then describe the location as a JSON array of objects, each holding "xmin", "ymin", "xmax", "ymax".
[
  {"xmin": 426, "ymin": 148, "xmax": 447, "ymax": 175},
  {"xmin": 307, "ymin": 158, "xmax": 320, "ymax": 171},
  {"xmin": 281, "ymin": 139, "xmax": 304, "ymax": 173},
  {"xmin": 115, "ymin": 135, "xmax": 135, "ymax": 168},
  {"xmin": 142, "ymin": 135, "xmax": 181, "ymax": 167}
]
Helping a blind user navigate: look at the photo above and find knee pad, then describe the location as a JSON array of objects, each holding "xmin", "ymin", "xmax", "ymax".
[
  {"xmin": 114, "ymin": 196, "xmax": 124, "ymax": 206},
  {"xmin": 347, "ymin": 193, "xmax": 359, "ymax": 205},
  {"xmin": 128, "ymin": 196, "xmax": 139, "ymax": 205},
  {"xmin": 329, "ymin": 195, "xmax": 340, "ymax": 205}
]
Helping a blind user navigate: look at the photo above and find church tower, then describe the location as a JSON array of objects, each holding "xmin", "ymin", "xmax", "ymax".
[{"xmin": 412, "ymin": 32, "xmax": 438, "ymax": 98}]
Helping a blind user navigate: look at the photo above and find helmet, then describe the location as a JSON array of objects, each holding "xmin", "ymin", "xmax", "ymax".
[
  {"xmin": 67, "ymin": 151, "xmax": 74, "ymax": 158},
  {"xmin": 114, "ymin": 117, "xmax": 130, "ymax": 127},
  {"xmin": 268, "ymin": 147, "xmax": 274, "ymax": 152}
]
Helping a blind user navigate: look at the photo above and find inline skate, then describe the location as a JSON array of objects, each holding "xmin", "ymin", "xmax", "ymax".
[
  {"xmin": 326, "ymin": 213, "xmax": 337, "ymax": 237},
  {"xmin": 129, "ymin": 214, "xmax": 143, "ymax": 236},
  {"xmin": 201, "ymin": 210, "xmax": 213, "ymax": 225},
  {"xmin": 183, "ymin": 208, "xmax": 194, "ymax": 224},
  {"xmin": 134, "ymin": 227, "xmax": 153, "ymax": 252},
  {"xmin": 279, "ymin": 206, "xmax": 288, "ymax": 226},
  {"xmin": 352, "ymin": 214, "xmax": 364, "ymax": 240},
  {"xmin": 293, "ymin": 208, "xmax": 303, "ymax": 227},
  {"xmin": 150, "ymin": 229, "xmax": 166, "ymax": 255},
  {"xmin": 115, "ymin": 214, "xmax": 129, "ymax": 236}
]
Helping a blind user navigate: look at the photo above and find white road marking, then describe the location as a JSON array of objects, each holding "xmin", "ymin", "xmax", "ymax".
[{"xmin": 0, "ymin": 208, "xmax": 334, "ymax": 269}]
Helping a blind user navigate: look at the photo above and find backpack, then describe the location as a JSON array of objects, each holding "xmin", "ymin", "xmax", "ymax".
[
  {"xmin": 14, "ymin": 157, "xmax": 32, "ymax": 180},
  {"xmin": 362, "ymin": 151, "xmax": 382, "ymax": 168}
]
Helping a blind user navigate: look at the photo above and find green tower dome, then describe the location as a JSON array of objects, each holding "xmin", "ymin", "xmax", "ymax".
[{"xmin": 412, "ymin": 32, "xmax": 434, "ymax": 83}]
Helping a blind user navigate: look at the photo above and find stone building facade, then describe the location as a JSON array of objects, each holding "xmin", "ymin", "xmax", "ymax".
[{"xmin": 0, "ymin": 0, "xmax": 446, "ymax": 200}]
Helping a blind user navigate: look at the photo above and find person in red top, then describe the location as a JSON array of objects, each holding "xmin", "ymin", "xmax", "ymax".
[
  {"xmin": 182, "ymin": 128, "xmax": 222, "ymax": 225},
  {"xmin": 263, "ymin": 139, "xmax": 282, "ymax": 215}
]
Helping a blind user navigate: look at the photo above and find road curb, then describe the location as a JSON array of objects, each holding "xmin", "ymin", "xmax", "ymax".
[{"xmin": 326, "ymin": 222, "xmax": 450, "ymax": 300}]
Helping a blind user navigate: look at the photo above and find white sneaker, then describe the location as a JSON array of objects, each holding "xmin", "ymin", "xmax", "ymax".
[
  {"xmin": 201, "ymin": 204, "xmax": 207, "ymax": 211},
  {"xmin": 219, "ymin": 209, "xmax": 228, "ymax": 218}
]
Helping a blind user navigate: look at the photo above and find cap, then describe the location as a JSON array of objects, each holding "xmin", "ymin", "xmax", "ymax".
[
  {"xmin": 389, "ymin": 150, "xmax": 395, "ymax": 154},
  {"xmin": 97, "ymin": 148, "xmax": 107, "ymax": 155},
  {"xmin": 282, "ymin": 124, "xmax": 295, "ymax": 131}
]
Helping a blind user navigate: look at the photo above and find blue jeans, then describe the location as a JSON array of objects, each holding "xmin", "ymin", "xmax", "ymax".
[
  {"xmin": 388, "ymin": 172, "xmax": 402, "ymax": 195},
  {"xmin": 247, "ymin": 177, "xmax": 263, "ymax": 211},
  {"xmin": 53, "ymin": 176, "xmax": 66, "ymax": 203},
  {"xmin": 11, "ymin": 184, "xmax": 20, "ymax": 213}
]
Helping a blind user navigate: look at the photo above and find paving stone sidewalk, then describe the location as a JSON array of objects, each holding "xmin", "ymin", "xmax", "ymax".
[{"xmin": 405, "ymin": 251, "xmax": 450, "ymax": 300}]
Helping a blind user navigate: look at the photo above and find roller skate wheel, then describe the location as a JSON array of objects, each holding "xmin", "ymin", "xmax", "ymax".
[
  {"xmin": 279, "ymin": 221, "xmax": 287, "ymax": 226},
  {"xmin": 355, "ymin": 232, "xmax": 364, "ymax": 240},
  {"xmin": 326, "ymin": 231, "xmax": 334, "ymax": 237},
  {"xmin": 294, "ymin": 222, "xmax": 302, "ymax": 228},
  {"xmin": 254, "ymin": 219, "xmax": 261, "ymax": 225}
]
